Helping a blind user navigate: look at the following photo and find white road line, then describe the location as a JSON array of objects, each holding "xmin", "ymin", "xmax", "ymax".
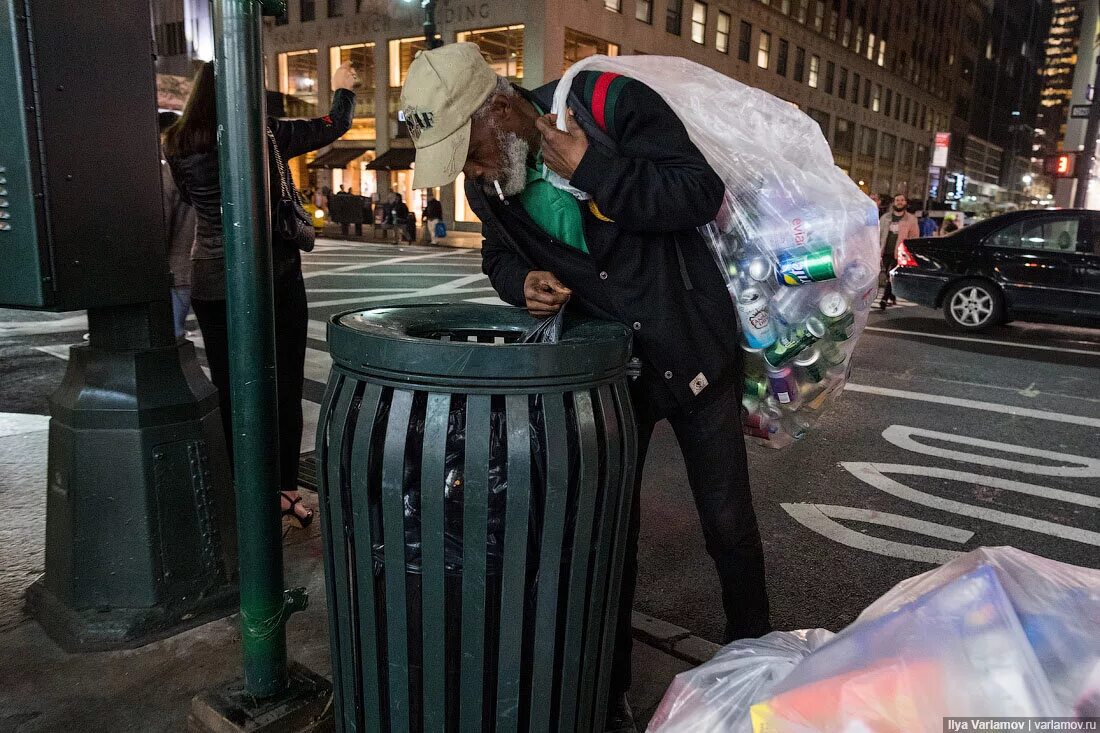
[
  {"xmin": 307, "ymin": 273, "xmax": 493, "ymax": 308},
  {"xmin": 1, "ymin": 314, "xmax": 88, "ymax": 337},
  {"xmin": 303, "ymin": 250, "xmax": 458, "ymax": 279},
  {"xmin": 464, "ymin": 296, "xmax": 511, "ymax": 307},
  {"xmin": 305, "ymin": 288, "xmax": 419, "ymax": 293},
  {"xmin": 781, "ymin": 503, "xmax": 966, "ymax": 565},
  {"xmin": 881, "ymin": 425, "xmax": 1100, "ymax": 478},
  {"xmin": 844, "ymin": 382, "xmax": 1100, "ymax": 428},
  {"xmin": 0, "ymin": 412, "xmax": 50, "ymax": 438},
  {"xmin": 863, "ymin": 326, "xmax": 1100, "ymax": 356},
  {"xmin": 34, "ymin": 344, "xmax": 73, "ymax": 360},
  {"xmin": 842, "ymin": 462, "xmax": 1100, "ymax": 546},
  {"xmin": 814, "ymin": 503, "xmax": 974, "ymax": 542},
  {"xmin": 313, "ymin": 272, "xmax": 473, "ymax": 277}
]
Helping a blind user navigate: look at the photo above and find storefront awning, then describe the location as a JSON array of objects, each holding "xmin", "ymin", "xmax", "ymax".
[
  {"xmin": 364, "ymin": 147, "xmax": 415, "ymax": 171},
  {"xmin": 307, "ymin": 146, "xmax": 370, "ymax": 169}
]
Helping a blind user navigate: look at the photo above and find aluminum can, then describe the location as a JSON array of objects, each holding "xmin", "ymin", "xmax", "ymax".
[
  {"xmin": 736, "ymin": 288, "xmax": 778, "ymax": 348},
  {"xmin": 744, "ymin": 376, "xmax": 768, "ymax": 400},
  {"xmin": 818, "ymin": 292, "xmax": 856, "ymax": 341},
  {"xmin": 763, "ymin": 317, "xmax": 825, "ymax": 367},
  {"xmin": 775, "ymin": 245, "xmax": 839, "ymax": 286},
  {"xmin": 818, "ymin": 340, "xmax": 847, "ymax": 367},
  {"xmin": 766, "ymin": 365, "xmax": 799, "ymax": 405},
  {"xmin": 794, "ymin": 348, "xmax": 826, "ymax": 383},
  {"xmin": 746, "ymin": 257, "xmax": 773, "ymax": 282}
]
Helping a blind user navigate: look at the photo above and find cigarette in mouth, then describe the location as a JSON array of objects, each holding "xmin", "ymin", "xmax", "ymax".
[{"xmin": 493, "ymin": 180, "xmax": 505, "ymax": 201}]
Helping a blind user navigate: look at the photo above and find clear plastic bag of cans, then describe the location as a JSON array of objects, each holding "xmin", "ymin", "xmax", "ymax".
[{"xmin": 550, "ymin": 56, "xmax": 880, "ymax": 448}]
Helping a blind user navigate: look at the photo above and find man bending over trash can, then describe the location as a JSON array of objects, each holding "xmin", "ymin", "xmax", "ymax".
[{"xmin": 401, "ymin": 43, "xmax": 771, "ymax": 732}]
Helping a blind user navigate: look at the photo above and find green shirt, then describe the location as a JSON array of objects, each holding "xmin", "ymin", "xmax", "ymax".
[{"xmin": 517, "ymin": 105, "xmax": 589, "ymax": 254}]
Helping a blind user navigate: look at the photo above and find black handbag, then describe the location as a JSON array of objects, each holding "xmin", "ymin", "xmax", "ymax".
[{"xmin": 266, "ymin": 127, "xmax": 315, "ymax": 252}]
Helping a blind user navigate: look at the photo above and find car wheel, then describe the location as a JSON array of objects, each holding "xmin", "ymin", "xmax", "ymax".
[{"xmin": 943, "ymin": 280, "xmax": 1004, "ymax": 332}]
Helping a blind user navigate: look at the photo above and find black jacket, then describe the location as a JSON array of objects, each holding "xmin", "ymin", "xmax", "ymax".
[
  {"xmin": 470, "ymin": 73, "xmax": 741, "ymax": 417},
  {"xmin": 169, "ymin": 89, "xmax": 354, "ymax": 296}
]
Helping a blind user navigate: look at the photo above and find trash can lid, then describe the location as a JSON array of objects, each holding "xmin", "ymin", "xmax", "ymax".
[{"xmin": 328, "ymin": 304, "xmax": 632, "ymax": 391}]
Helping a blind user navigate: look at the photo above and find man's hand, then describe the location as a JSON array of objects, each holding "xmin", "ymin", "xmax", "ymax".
[
  {"xmin": 331, "ymin": 62, "xmax": 359, "ymax": 91},
  {"xmin": 535, "ymin": 109, "xmax": 589, "ymax": 180},
  {"xmin": 523, "ymin": 271, "xmax": 571, "ymax": 317}
]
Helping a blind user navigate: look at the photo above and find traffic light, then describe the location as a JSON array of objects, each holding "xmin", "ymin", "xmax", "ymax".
[{"xmin": 1044, "ymin": 152, "xmax": 1077, "ymax": 178}]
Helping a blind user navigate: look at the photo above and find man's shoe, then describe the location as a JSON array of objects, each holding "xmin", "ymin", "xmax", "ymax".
[{"xmin": 604, "ymin": 694, "xmax": 638, "ymax": 733}]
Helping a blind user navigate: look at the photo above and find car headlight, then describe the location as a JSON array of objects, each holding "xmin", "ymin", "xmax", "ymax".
[{"xmin": 313, "ymin": 209, "xmax": 324, "ymax": 219}]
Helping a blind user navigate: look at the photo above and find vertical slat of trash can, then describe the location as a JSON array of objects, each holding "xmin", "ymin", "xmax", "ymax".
[
  {"xmin": 494, "ymin": 393, "xmax": 532, "ymax": 732},
  {"xmin": 420, "ymin": 392, "xmax": 451, "ymax": 733},
  {"xmin": 579, "ymin": 384, "xmax": 625, "ymax": 730},
  {"xmin": 319, "ymin": 379, "xmax": 360, "ymax": 732},
  {"xmin": 529, "ymin": 394, "xmax": 571, "ymax": 733},
  {"xmin": 381, "ymin": 389, "xmax": 415, "ymax": 732},
  {"xmin": 350, "ymin": 383, "xmax": 385, "ymax": 732},
  {"xmin": 593, "ymin": 383, "xmax": 638, "ymax": 727},
  {"xmin": 557, "ymin": 390, "xmax": 601, "ymax": 732},
  {"xmin": 460, "ymin": 394, "xmax": 492, "ymax": 732}
]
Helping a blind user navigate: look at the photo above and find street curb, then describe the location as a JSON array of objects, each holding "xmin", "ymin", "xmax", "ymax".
[{"xmin": 631, "ymin": 610, "xmax": 720, "ymax": 667}]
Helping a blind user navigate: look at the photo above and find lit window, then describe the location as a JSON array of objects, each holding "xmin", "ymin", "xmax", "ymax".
[
  {"xmin": 388, "ymin": 37, "xmax": 428, "ymax": 87},
  {"xmin": 813, "ymin": 1, "xmax": 824, "ymax": 31},
  {"xmin": 456, "ymin": 26, "xmax": 526, "ymax": 80},
  {"xmin": 808, "ymin": 54, "xmax": 820, "ymax": 87},
  {"xmin": 866, "ymin": 32, "xmax": 875, "ymax": 60},
  {"xmin": 563, "ymin": 28, "xmax": 620, "ymax": 73},
  {"xmin": 329, "ymin": 43, "xmax": 376, "ymax": 138},
  {"xmin": 691, "ymin": 1, "xmax": 707, "ymax": 44},
  {"xmin": 877, "ymin": 39, "xmax": 886, "ymax": 66},
  {"xmin": 872, "ymin": 84, "xmax": 881, "ymax": 112},
  {"xmin": 605, "ymin": 0, "xmax": 621, "ymax": 12},
  {"xmin": 796, "ymin": 0, "xmax": 808, "ymax": 23},
  {"xmin": 841, "ymin": 18, "xmax": 851, "ymax": 47},
  {"xmin": 636, "ymin": 0, "xmax": 653, "ymax": 23},
  {"xmin": 758, "ymin": 31, "xmax": 771, "ymax": 69},
  {"xmin": 716, "ymin": 12, "xmax": 731, "ymax": 53},
  {"xmin": 278, "ymin": 49, "xmax": 319, "ymax": 116}
]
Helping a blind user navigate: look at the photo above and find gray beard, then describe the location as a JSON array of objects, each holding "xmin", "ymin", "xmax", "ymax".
[{"xmin": 481, "ymin": 131, "xmax": 529, "ymax": 198}]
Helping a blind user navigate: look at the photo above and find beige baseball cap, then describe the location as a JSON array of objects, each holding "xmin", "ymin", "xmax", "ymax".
[{"xmin": 400, "ymin": 43, "xmax": 499, "ymax": 189}]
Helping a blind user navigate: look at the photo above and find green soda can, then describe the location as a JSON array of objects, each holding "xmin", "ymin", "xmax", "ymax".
[
  {"xmin": 818, "ymin": 292, "xmax": 855, "ymax": 341},
  {"xmin": 744, "ymin": 375, "xmax": 768, "ymax": 399},
  {"xmin": 763, "ymin": 316, "xmax": 825, "ymax": 367},
  {"xmin": 794, "ymin": 348, "xmax": 827, "ymax": 383},
  {"xmin": 818, "ymin": 339, "xmax": 847, "ymax": 367},
  {"xmin": 775, "ymin": 245, "xmax": 838, "ymax": 286}
]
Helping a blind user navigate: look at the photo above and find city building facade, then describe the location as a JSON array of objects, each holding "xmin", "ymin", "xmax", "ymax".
[{"xmin": 1035, "ymin": 0, "xmax": 1082, "ymax": 163}]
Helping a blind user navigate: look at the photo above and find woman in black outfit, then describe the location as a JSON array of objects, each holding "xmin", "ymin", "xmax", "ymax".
[{"xmin": 165, "ymin": 61, "xmax": 357, "ymax": 527}]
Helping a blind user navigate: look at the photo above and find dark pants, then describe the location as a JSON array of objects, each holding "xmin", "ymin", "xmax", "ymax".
[
  {"xmin": 609, "ymin": 383, "xmax": 771, "ymax": 700},
  {"xmin": 881, "ymin": 249, "xmax": 895, "ymax": 303},
  {"xmin": 191, "ymin": 271, "xmax": 308, "ymax": 490},
  {"xmin": 339, "ymin": 222, "xmax": 363, "ymax": 237}
]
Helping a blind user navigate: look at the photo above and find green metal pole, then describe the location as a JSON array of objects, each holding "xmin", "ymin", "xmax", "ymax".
[{"xmin": 212, "ymin": 0, "xmax": 289, "ymax": 698}]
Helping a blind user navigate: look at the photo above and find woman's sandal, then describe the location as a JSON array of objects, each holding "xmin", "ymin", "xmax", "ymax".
[{"xmin": 280, "ymin": 491, "xmax": 314, "ymax": 529}]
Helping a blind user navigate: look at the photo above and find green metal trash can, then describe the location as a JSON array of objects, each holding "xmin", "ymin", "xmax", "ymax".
[{"xmin": 316, "ymin": 304, "xmax": 637, "ymax": 733}]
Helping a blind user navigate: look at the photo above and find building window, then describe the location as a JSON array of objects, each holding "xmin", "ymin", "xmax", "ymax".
[
  {"xmin": 865, "ymin": 31, "xmax": 875, "ymax": 60},
  {"xmin": 388, "ymin": 37, "xmax": 429, "ymax": 87},
  {"xmin": 793, "ymin": 46, "xmax": 805, "ymax": 82},
  {"xmin": 858, "ymin": 126, "xmax": 877, "ymax": 157},
  {"xmin": 757, "ymin": 31, "xmax": 771, "ymax": 69},
  {"xmin": 862, "ymin": 78, "xmax": 871, "ymax": 108},
  {"xmin": 807, "ymin": 108, "xmax": 829, "ymax": 136},
  {"xmin": 666, "ymin": 0, "xmax": 683, "ymax": 35},
  {"xmin": 903, "ymin": 97, "xmax": 911, "ymax": 126},
  {"xmin": 824, "ymin": 60, "xmax": 834, "ymax": 94},
  {"xmin": 827, "ymin": 9, "xmax": 838, "ymax": 40},
  {"xmin": 851, "ymin": 72, "xmax": 860, "ymax": 103},
  {"xmin": 808, "ymin": 54, "xmax": 820, "ymax": 87},
  {"xmin": 563, "ymin": 28, "xmax": 620, "ymax": 73},
  {"xmin": 837, "ymin": 67, "xmax": 847, "ymax": 98},
  {"xmin": 329, "ymin": 43, "xmax": 376, "ymax": 136},
  {"xmin": 884, "ymin": 88, "xmax": 892, "ymax": 116},
  {"xmin": 841, "ymin": 18, "xmax": 851, "ymax": 47},
  {"xmin": 606, "ymin": 0, "xmax": 622, "ymax": 12},
  {"xmin": 854, "ymin": 25, "xmax": 862, "ymax": 54},
  {"xmin": 833, "ymin": 118, "xmax": 854, "ymax": 153},
  {"xmin": 900, "ymin": 139, "xmax": 914, "ymax": 169},
  {"xmin": 813, "ymin": 1, "xmax": 824, "ymax": 31},
  {"xmin": 877, "ymin": 39, "xmax": 886, "ymax": 66},
  {"xmin": 872, "ymin": 84, "xmax": 881, "ymax": 112},
  {"xmin": 738, "ymin": 21, "xmax": 752, "ymax": 62},
  {"xmin": 716, "ymin": 12, "xmax": 730, "ymax": 53},
  {"xmin": 691, "ymin": 2, "xmax": 707, "ymax": 44},
  {"xmin": 779, "ymin": 0, "xmax": 791, "ymax": 13},
  {"xmin": 327, "ymin": 0, "xmax": 342, "ymax": 18},
  {"xmin": 457, "ymin": 25, "xmax": 526, "ymax": 80},
  {"xmin": 880, "ymin": 133, "xmax": 896, "ymax": 162},
  {"xmin": 636, "ymin": 0, "xmax": 653, "ymax": 23},
  {"xmin": 796, "ymin": 0, "xmax": 808, "ymax": 23},
  {"xmin": 777, "ymin": 38, "xmax": 789, "ymax": 76},
  {"xmin": 278, "ymin": 49, "xmax": 319, "ymax": 116}
]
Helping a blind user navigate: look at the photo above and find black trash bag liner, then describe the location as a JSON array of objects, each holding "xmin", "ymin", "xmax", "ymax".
[
  {"xmin": 372, "ymin": 390, "xmax": 581, "ymax": 575},
  {"xmin": 520, "ymin": 306, "xmax": 565, "ymax": 344}
]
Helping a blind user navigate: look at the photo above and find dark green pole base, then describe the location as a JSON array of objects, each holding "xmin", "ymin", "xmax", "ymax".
[
  {"xmin": 25, "ymin": 577, "xmax": 239, "ymax": 653},
  {"xmin": 187, "ymin": 662, "xmax": 333, "ymax": 733},
  {"xmin": 30, "ymin": 302, "xmax": 239, "ymax": 652}
]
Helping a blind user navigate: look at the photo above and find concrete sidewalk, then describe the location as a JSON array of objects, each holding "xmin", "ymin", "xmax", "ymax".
[
  {"xmin": 0, "ymin": 414, "xmax": 710, "ymax": 731},
  {"xmin": 318, "ymin": 225, "xmax": 483, "ymax": 250}
]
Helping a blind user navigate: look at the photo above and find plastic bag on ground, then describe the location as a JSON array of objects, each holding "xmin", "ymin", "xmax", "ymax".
[
  {"xmin": 647, "ymin": 630, "xmax": 835, "ymax": 733},
  {"xmin": 647, "ymin": 548, "xmax": 1100, "ymax": 732},
  {"xmin": 550, "ymin": 56, "xmax": 880, "ymax": 449}
]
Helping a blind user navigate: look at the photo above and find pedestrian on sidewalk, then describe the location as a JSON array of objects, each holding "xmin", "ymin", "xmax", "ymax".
[
  {"xmin": 158, "ymin": 111, "xmax": 196, "ymax": 339},
  {"xmin": 878, "ymin": 193, "xmax": 919, "ymax": 310},
  {"xmin": 165, "ymin": 60, "xmax": 358, "ymax": 527},
  {"xmin": 401, "ymin": 43, "xmax": 771, "ymax": 733}
]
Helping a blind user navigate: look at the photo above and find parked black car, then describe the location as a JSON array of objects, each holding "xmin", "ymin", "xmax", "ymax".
[{"xmin": 889, "ymin": 209, "xmax": 1100, "ymax": 331}]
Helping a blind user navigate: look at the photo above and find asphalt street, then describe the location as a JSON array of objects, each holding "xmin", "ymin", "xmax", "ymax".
[{"xmin": 2, "ymin": 238, "xmax": 1098, "ymax": 644}]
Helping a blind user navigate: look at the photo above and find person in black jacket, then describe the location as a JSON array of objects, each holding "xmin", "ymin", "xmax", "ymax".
[
  {"xmin": 402, "ymin": 44, "xmax": 770, "ymax": 732},
  {"xmin": 166, "ymin": 60, "xmax": 357, "ymax": 528}
]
